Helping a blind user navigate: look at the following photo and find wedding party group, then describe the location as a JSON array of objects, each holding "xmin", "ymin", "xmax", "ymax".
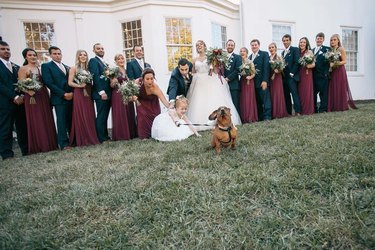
[{"xmin": 0, "ymin": 32, "xmax": 356, "ymax": 160}]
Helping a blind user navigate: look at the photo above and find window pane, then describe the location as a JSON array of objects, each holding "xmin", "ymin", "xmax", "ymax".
[
  {"xmin": 342, "ymin": 29, "xmax": 358, "ymax": 72},
  {"xmin": 23, "ymin": 22, "xmax": 55, "ymax": 63},
  {"xmin": 121, "ymin": 19, "xmax": 143, "ymax": 62},
  {"xmin": 272, "ymin": 24, "xmax": 292, "ymax": 54},
  {"xmin": 165, "ymin": 18, "xmax": 193, "ymax": 71}
]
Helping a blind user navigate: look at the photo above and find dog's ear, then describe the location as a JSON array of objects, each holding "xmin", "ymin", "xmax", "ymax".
[{"xmin": 208, "ymin": 109, "xmax": 218, "ymax": 120}]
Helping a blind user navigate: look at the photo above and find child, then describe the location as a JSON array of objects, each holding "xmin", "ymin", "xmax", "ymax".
[{"xmin": 151, "ymin": 95, "xmax": 201, "ymax": 141}]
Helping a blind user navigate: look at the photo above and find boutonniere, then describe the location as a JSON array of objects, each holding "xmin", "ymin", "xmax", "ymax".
[{"xmin": 318, "ymin": 51, "xmax": 323, "ymax": 55}]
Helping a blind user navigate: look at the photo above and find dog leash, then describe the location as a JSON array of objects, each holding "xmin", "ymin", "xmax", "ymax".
[{"xmin": 179, "ymin": 123, "xmax": 212, "ymax": 126}]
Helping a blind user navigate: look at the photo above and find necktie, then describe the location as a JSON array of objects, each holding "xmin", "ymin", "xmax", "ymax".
[
  {"xmin": 252, "ymin": 53, "xmax": 257, "ymax": 60},
  {"xmin": 283, "ymin": 50, "xmax": 288, "ymax": 58},
  {"xmin": 59, "ymin": 63, "xmax": 66, "ymax": 74},
  {"xmin": 315, "ymin": 47, "xmax": 320, "ymax": 55},
  {"xmin": 138, "ymin": 59, "xmax": 144, "ymax": 70},
  {"xmin": 6, "ymin": 61, "xmax": 12, "ymax": 73}
]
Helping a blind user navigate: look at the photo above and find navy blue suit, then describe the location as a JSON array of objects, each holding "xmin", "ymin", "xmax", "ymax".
[
  {"xmin": 166, "ymin": 62, "xmax": 193, "ymax": 100},
  {"xmin": 88, "ymin": 56, "xmax": 112, "ymax": 142},
  {"xmin": 313, "ymin": 45, "xmax": 330, "ymax": 112},
  {"xmin": 42, "ymin": 61, "xmax": 72, "ymax": 149},
  {"xmin": 126, "ymin": 59, "xmax": 151, "ymax": 80},
  {"xmin": 0, "ymin": 61, "xmax": 28, "ymax": 159},
  {"xmin": 224, "ymin": 53, "xmax": 242, "ymax": 113},
  {"xmin": 249, "ymin": 50, "xmax": 272, "ymax": 120},
  {"xmin": 282, "ymin": 46, "xmax": 301, "ymax": 114}
]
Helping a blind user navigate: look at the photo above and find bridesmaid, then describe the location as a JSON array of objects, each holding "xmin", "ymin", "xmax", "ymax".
[
  {"xmin": 109, "ymin": 53, "xmax": 131, "ymax": 141},
  {"xmin": 18, "ymin": 48, "xmax": 57, "ymax": 154},
  {"xmin": 327, "ymin": 34, "xmax": 357, "ymax": 111},
  {"xmin": 68, "ymin": 50, "xmax": 99, "ymax": 146},
  {"xmin": 268, "ymin": 42, "xmax": 288, "ymax": 119},
  {"xmin": 239, "ymin": 47, "xmax": 258, "ymax": 123},
  {"xmin": 135, "ymin": 68, "xmax": 170, "ymax": 139},
  {"xmin": 298, "ymin": 37, "xmax": 315, "ymax": 115}
]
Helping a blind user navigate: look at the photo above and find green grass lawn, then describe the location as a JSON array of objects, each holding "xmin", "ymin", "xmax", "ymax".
[{"xmin": 1, "ymin": 102, "xmax": 374, "ymax": 249}]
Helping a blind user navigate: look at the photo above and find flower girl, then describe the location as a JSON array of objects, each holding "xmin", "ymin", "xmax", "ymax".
[{"xmin": 151, "ymin": 96, "xmax": 201, "ymax": 141}]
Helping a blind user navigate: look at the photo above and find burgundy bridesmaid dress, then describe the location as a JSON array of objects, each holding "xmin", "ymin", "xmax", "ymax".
[
  {"xmin": 24, "ymin": 85, "xmax": 58, "ymax": 154},
  {"xmin": 111, "ymin": 85, "xmax": 131, "ymax": 141},
  {"xmin": 269, "ymin": 71, "xmax": 289, "ymax": 119},
  {"xmin": 240, "ymin": 76, "xmax": 258, "ymax": 123},
  {"xmin": 69, "ymin": 85, "xmax": 99, "ymax": 146},
  {"xmin": 298, "ymin": 64, "xmax": 315, "ymax": 115},
  {"xmin": 328, "ymin": 63, "xmax": 357, "ymax": 112},
  {"xmin": 136, "ymin": 83, "xmax": 161, "ymax": 139}
]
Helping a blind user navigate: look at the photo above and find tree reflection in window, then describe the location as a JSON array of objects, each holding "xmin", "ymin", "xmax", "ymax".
[{"xmin": 165, "ymin": 18, "xmax": 193, "ymax": 71}]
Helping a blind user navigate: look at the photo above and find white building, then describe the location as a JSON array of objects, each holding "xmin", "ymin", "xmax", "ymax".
[{"xmin": 1, "ymin": 0, "xmax": 374, "ymax": 100}]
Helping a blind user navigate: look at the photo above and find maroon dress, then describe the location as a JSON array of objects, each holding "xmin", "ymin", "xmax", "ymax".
[
  {"xmin": 240, "ymin": 76, "xmax": 258, "ymax": 123},
  {"xmin": 328, "ymin": 62, "xmax": 357, "ymax": 112},
  {"xmin": 111, "ymin": 84, "xmax": 131, "ymax": 141},
  {"xmin": 24, "ymin": 84, "xmax": 58, "ymax": 154},
  {"xmin": 298, "ymin": 54, "xmax": 315, "ymax": 115},
  {"xmin": 69, "ymin": 85, "xmax": 99, "ymax": 146},
  {"xmin": 136, "ymin": 83, "xmax": 161, "ymax": 139},
  {"xmin": 269, "ymin": 71, "xmax": 289, "ymax": 119}
]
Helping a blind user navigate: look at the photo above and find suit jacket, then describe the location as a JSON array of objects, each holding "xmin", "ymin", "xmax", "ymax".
[
  {"xmin": 282, "ymin": 46, "xmax": 300, "ymax": 82},
  {"xmin": 166, "ymin": 63, "xmax": 193, "ymax": 100},
  {"xmin": 0, "ymin": 60, "xmax": 20, "ymax": 110},
  {"xmin": 313, "ymin": 45, "xmax": 330, "ymax": 79},
  {"xmin": 224, "ymin": 53, "xmax": 241, "ymax": 90},
  {"xmin": 126, "ymin": 59, "xmax": 151, "ymax": 80},
  {"xmin": 249, "ymin": 50, "xmax": 270, "ymax": 88},
  {"xmin": 41, "ymin": 61, "xmax": 72, "ymax": 105},
  {"xmin": 88, "ymin": 56, "xmax": 111, "ymax": 100}
]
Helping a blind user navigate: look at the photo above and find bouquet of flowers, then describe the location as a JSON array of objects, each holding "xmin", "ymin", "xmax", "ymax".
[
  {"xmin": 269, "ymin": 57, "xmax": 287, "ymax": 80},
  {"xmin": 14, "ymin": 72, "xmax": 42, "ymax": 104},
  {"xmin": 206, "ymin": 47, "xmax": 229, "ymax": 83},
  {"xmin": 298, "ymin": 53, "xmax": 314, "ymax": 74},
  {"xmin": 117, "ymin": 79, "xmax": 140, "ymax": 106},
  {"xmin": 74, "ymin": 69, "xmax": 93, "ymax": 85},
  {"xmin": 239, "ymin": 60, "xmax": 257, "ymax": 84},
  {"xmin": 324, "ymin": 49, "xmax": 341, "ymax": 71},
  {"xmin": 100, "ymin": 66, "xmax": 120, "ymax": 80},
  {"xmin": 74, "ymin": 69, "xmax": 93, "ymax": 96}
]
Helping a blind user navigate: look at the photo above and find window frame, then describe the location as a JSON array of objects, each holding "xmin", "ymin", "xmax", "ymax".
[
  {"xmin": 270, "ymin": 21, "xmax": 295, "ymax": 54},
  {"xmin": 211, "ymin": 22, "xmax": 227, "ymax": 49},
  {"xmin": 341, "ymin": 26, "xmax": 360, "ymax": 73},
  {"xmin": 121, "ymin": 19, "xmax": 143, "ymax": 63}
]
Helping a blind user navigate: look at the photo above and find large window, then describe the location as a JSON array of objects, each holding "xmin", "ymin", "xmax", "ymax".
[
  {"xmin": 122, "ymin": 20, "xmax": 143, "ymax": 62},
  {"xmin": 165, "ymin": 18, "xmax": 193, "ymax": 71},
  {"xmin": 272, "ymin": 23, "xmax": 292, "ymax": 53},
  {"xmin": 212, "ymin": 23, "xmax": 227, "ymax": 49},
  {"xmin": 23, "ymin": 22, "xmax": 56, "ymax": 63},
  {"xmin": 342, "ymin": 28, "xmax": 358, "ymax": 72}
]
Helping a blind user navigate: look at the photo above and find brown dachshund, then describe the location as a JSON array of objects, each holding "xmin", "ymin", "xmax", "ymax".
[{"xmin": 208, "ymin": 106, "xmax": 237, "ymax": 154}]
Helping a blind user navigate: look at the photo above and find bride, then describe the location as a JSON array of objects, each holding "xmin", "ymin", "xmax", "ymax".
[{"xmin": 187, "ymin": 40, "xmax": 242, "ymax": 131}]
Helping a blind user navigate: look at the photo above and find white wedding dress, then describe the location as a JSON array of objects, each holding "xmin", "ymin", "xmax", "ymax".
[{"xmin": 186, "ymin": 58, "xmax": 242, "ymax": 131}]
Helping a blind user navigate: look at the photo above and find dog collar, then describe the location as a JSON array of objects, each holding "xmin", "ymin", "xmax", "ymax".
[{"xmin": 218, "ymin": 125, "xmax": 232, "ymax": 132}]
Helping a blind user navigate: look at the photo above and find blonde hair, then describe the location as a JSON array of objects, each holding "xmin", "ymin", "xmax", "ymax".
[
  {"xmin": 195, "ymin": 40, "xmax": 207, "ymax": 53},
  {"xmin": 75, "ymin": 50, "xmax": 88, "ymax": 70},
  {"xmin": 268, "ymin": 42, "xmax": 277, "ymax": 49},
  {"xmin": 330, "ymin": 34, "xmax": 342, "ymax": 47},
  {"xmin": 114, "ymin": 53, "xmax": 125, "ymax": 61},
  {"xmin": 175, "ymin": 95, "xmax": 189, "ymax": 108}
]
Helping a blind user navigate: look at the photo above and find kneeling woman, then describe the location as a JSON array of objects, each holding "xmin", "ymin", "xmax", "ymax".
[
  {"xmin": 136, "ymin": 68, "xmax": 170, "ymax": 139},
  {"xmin": 152, "ymin": 96, "xmax": 201, "ymax": 141}
]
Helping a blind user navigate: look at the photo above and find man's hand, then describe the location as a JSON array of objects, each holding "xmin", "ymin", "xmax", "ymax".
[
  {"xmin": 101, "ymin": 93, "xmax": 108, "ymax": 100},
  {"xmin": 261, "ymin": 81, "xmax": 268, "ymax": 90},
  {"xmin": 14, "ymin": 96, "xmax": 24, "ymax": 105},
  {"xmin": 64, "ymin": 92, "xmax": 73, "ymax": 101}
]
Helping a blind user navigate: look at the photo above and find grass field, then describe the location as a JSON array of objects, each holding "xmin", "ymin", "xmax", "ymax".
[{"xmin": 0, "ymin": 102, "xmax": 374, "ymax": 249}]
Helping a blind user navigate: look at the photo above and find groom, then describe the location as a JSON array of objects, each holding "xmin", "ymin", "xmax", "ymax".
[
  {"xmin": 167, "ymin": 58, "xmax": 192, "ymax": 101},
  {"xmin": 224, "ymin": 39, "xmax": 241, "ymax": 114}
]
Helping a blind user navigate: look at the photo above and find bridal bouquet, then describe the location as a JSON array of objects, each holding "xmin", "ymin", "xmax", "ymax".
[
  {"xmin": 100, "ymin": 66, "xmax": 120, "ymax": 80},
  {"xmin": 117, "ymin": 79, "xmax": 140, "ymax": 105},
  {"xmin": 74, "ymin": 69, "xmax": 93, "ymax": 96},
  {"xmin": 324, "ymin": 49, "xmax": 341, "ymax": 71},
  {"xmin": 206, "ymin": 47, "xmax": 229, "ymax": 68},
  {"xmin": 298, "ymin": 53, "xmax": 314, "ymax": 74},
  {"xmin": 14, "ymin": 72, "xmax": 42, "ymax": 104},
  {"xmin": 269, "ymin": 57, "xmax": 287, "ymax": 80}
]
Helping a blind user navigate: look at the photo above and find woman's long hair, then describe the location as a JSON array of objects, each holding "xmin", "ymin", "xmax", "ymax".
[{"xmin": 75, "ymin": 50, "xmax": 89, "ymax": 70}]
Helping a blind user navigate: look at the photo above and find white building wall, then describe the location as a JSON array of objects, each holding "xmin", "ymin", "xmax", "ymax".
[{"xmin": 240, "ymin": 0, "xmax": 375, "ymax": 100}]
